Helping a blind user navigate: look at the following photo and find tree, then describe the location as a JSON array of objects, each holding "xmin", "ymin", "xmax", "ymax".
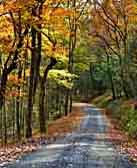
[{"xmin": 89, "ymin": 0, "xmax": 137, "ymax": 99}]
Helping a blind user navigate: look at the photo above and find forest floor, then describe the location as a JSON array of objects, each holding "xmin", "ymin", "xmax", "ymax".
[
  {"xmin": 106, "ymin": 110, "xmax": 137, "ymax": 163},
  {"xmin": 0, "ymin": 105, "xmax": 84, "ymax": 167},
  {"xmin": 4, "ymin": 103, "xmax": 137, "ymax": 168}
]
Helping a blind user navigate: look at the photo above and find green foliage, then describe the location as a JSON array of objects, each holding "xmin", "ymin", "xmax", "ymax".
[
  {"xmin": 121, "ymin": 108, "xmax": 137, "ymax": 137},
  {"xmin": 48, "ymin": 69, "xmax": 77, "ymax": 89},
  {"xmin": 93, "ymin": 94, "xmax": 137, "ymax": 138},
  {"xmin": 107, "ymin": 101, "xmax": 137, "ymax": 137}
]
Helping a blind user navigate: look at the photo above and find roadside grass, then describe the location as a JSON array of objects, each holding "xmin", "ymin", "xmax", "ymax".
[
  {"xmin": 91, "ymin": 92, "xmax": 112, "ymax": 107},
  {"xmin": 92, "ymin": 94, "xmax": 137, "ymax": 136}
]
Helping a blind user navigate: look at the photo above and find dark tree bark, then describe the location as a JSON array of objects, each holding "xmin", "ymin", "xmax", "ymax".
[
  {"xmin": 0, "ymin": 69, "xmax": 8, "ymax": 109},
  {"xmin": 33, "ymin": 3, "xmax": 43, "ymax": 98},
  {"xmin": 26, "ymin": 3, "xmax": 43, "ymax": 138},
  {"xmin": 0, "ymin": 27, "xmax": 28, "ymax": 109},
  {"xmin": 65, "ymin": 0, "xmax": 77, "ymax": 115},
  {"xmin": 26, "ymin": 26, "xmax": 37, "ymax": 138},
  {"xmin": 56, "ymin": 85, "xmax": 59, "ymax": 112},
  {"xmin": 65, "ymin": 90, "xmax": 69, "ymax": 116},
  {"xmin": 16, "ymin": 63, "xmax": 22, "ymax": 140},
  {"xmin": 3, "ymin": 100, "xmax": 7, "ymax": 145},
  {"xmin": 105, "ymin": 50, "xmax": 116, "ymax": 100},
  {"xmin": 16, "ymin": 11, "xmax": 22, "ymax": 140},
  {"xmin": 39, "ymin": 58, "xmax": 57, "ymax": 134}
]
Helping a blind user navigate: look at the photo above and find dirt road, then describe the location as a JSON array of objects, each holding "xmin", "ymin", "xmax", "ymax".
[{"xmin": 6, "ymin": 104, "xmax": 137, "ymax": 168}]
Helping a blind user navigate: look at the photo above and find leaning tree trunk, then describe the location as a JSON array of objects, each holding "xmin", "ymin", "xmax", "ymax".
[
  {"xmin": 39, "ymin": 58, "xmax": 57, "ymax": 135},
  {"xmin": 0, "ymin": 27, "xmax": 28, "ymax": 109}
]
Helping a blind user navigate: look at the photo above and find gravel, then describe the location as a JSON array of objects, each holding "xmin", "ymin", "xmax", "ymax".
[{"xmin": 5, "ymin": 104, "xmax": 137, "ymax": 168}]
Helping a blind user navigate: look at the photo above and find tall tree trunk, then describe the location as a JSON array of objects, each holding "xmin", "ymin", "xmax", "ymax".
[
  {"xmin": 0, "ymin": 69, "xmax": 8, "ymax": 109},
  {"xmin": 106, "ymin": 51, "xmax": 116, "ymax": 100},
  {"xmin": 66, "ymin": 0, "xmax": 77, "ymax": 114},
  {"xmin": 16, "ymin": 63, "xmax": 22, "ymax": 140},
  {"xmin": 89, "ymin": 63, "xmax": 95, "ymax": 90},
  {"xmin": 56, "ymin": 85, "xmax": 59, "ymax": 112},
  {"xmin": 39, "ymin": 78, "xmax": 47, "ymax": 134},
  {"xmin": 119, "ymin": 56, "xmax": 129, "ymax": 98},
  {"xmin": 122, "ymin": 15, "xmax": 129, "ymax": 98},
  {"xmin": 33, "ymin": 3, "xmax": 43, "ymax": 99},
  {"xmin": 26, "ymin": 27, "xmax": 36, "ymax": 138},
  {"xmin": 3, "ymin": 99, "xmax": 7, "ymax": 145},
  {"xmin": 69, "ymin": 92, "xmax": 73, "ymax": 113},
  {"xmin": 26, "ymin": 3, "xmax": 43, "ymax": 138},
  {"xmin": 65, "ymin": 90, "xmax": 69, "ymax": 116},
  {"xmin": 39, "ymin": 58, "xmax": 57, "ymax": 134}
]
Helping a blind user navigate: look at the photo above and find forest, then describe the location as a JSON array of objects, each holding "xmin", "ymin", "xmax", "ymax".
[{"xmin": 0, "ymin": 0, "xmax": 137, "ymax": 164}]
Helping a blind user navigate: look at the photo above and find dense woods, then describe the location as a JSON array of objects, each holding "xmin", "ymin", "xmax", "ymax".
[
  {"xmin": 0, "ymin": 0, "xmax": 137, "ymax": 146},
  {"xmin": 0, "ymin": 0, "xmax": 88, "ymax": 144}
]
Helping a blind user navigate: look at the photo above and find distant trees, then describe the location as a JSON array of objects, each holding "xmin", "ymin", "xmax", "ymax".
[
  {"xmin": 73, "ymin": 0, "xmax": 137, "ymax": 101},
  {"xmin": 88, "ymin": 0, "xmax": 137, "ymax": 99}
]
